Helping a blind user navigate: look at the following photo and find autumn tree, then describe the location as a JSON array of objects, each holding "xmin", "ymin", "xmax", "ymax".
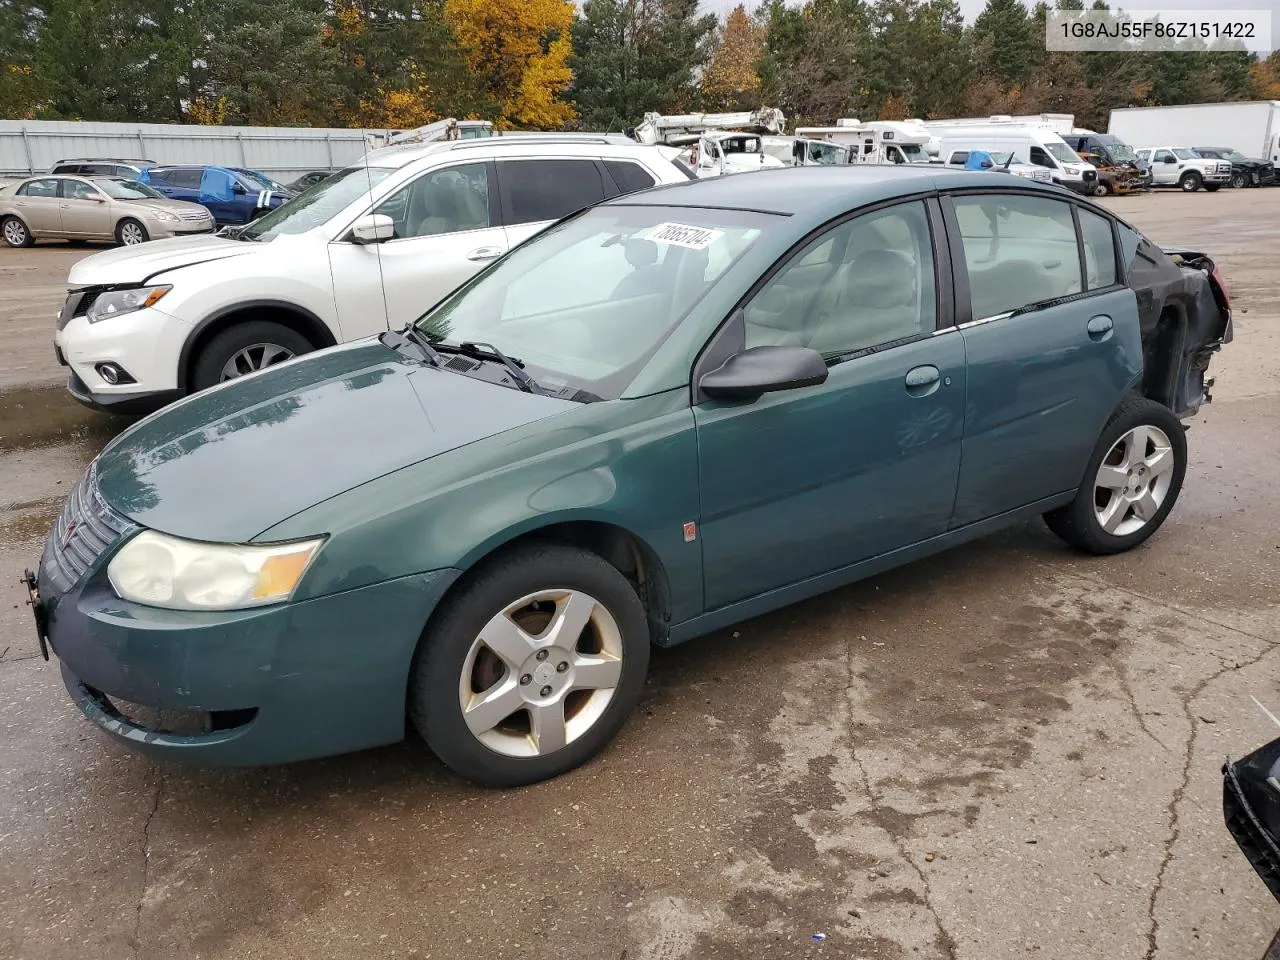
[
  {"xmin": 0, "ymin": 1, "xmax": 42, "ymax": 118},
  {"xmin": 445, "ymin": 0, "xmax": 576, "ymax": 128},
  {"xmin": 1251, "ymin": 52, "xmax": 1280, "ymax": 99},
  {"xmin": 702, "ymin": 5, "xmax": 764, "ymax": 111}
]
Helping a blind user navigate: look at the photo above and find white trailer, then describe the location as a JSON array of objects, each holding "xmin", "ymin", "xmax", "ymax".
[{"xmin": 1108, "ymin": 102, "xmax": 1280, "ymax": 171}]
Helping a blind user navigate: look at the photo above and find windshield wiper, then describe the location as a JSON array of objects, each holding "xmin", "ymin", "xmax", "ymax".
[
  {"xmin": 431, "ymin": 339, "xmax": 540, "ymax": 393},
  {"xmin": 380, "ymin": 327, "xmax": 442, "ymax": 367}
]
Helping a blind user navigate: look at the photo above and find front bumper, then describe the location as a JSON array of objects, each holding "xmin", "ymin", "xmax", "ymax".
[
  {"xmin": 1223, "ymin": 737, "xmax": 1280, "ymax": 903},
  {"xmin": 66, "ymin": 370, "xmax": 181, "ymax": 415},
  {"xmin": 40, "ymin": 547, "xmax": 459, "ymax": 766},
  {"xmin": 55, "ymin": 305, "xmax": 190, "ymax": 411},
  {"xmin": 149, "ymin": 221, "xmax": 216, "ymax": 239}
]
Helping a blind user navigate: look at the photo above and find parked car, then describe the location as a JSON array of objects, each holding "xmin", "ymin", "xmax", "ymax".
[
  {"xmin": 1077, "ymin": 152, "xmax": 1142, "ymax": 196},
  {"xmin": 1134, "ymin": 147, "xmax": 1231, "ymax": 192},
  {"xmin": 54, "ymin": 136, "xmax": 694, "ymax": 413},
  {"xmin": 139, "ymin": 164, "xmax": 294, "ymax": 226},
  {"xmin": 50, "ymin": 158, "xmax": 155, "ymax": 179},
  {"xmin": 1061, "ymin": 132, "xmax": 1150, "ymax": 189},
  {"xmin": 1192, "ymin": 147, "xmax": 1276, "ymax": 189},
  {"xmin": 25, "ymin": 166, "xmax": 1231, "ymax": 786},
  {"xmin": 942, "ymin": 148, "xmax": 1052, "ymax": 183},
  {"xmin": 0, "ymin": 175, "xmax": 215, "ymax": 248},
  {"xmin": 286, "ymin": 171, "xmax": 333, "ymax": 192}
]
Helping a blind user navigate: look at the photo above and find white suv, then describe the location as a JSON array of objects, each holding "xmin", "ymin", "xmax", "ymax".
[{"xmin": 54, "ymin": 136, "xmax": 693, "ymax": 413}]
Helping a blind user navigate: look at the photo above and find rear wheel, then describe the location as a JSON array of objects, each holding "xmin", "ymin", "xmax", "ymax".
[
  {"xmin": 1179, "ymin": 171, "xmax": 1202, "ymax": 192},
  {"xmin": 190, "ymin": 320, "xmax": 314, "ymax": 391},
  {"xmin": 1, "ymin": 215, "xmax": 33, "ymax": 247},
  {"xmin": 1043, "ymin": 396, "xmax": 1187, "ymax": 555},
  {"xmin": 410, "ymin": 543, "xmax": 650, "ymax": 787},
  {"xmin": 115, "ymin": 218, "xmax": 148, "ymax": 246}
]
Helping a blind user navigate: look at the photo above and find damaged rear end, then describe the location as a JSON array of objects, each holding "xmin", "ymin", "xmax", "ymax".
[{"xmin": 1126, "ymin": 237, "xmax": 1233, "ymax": 418}]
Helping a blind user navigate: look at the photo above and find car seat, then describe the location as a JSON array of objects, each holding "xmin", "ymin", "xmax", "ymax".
[{"xmin": 806, "ymin": 249, "xmax": 925, "ymax": 355}]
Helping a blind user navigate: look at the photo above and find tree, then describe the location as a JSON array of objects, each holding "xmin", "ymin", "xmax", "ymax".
[
  {"xmin": 0, "ymin": 1, "xmax": 43, "ymax": 118},
  {"xmin": 702, "ymin": 4, "xmax": 764, "ymax": 111},
  {"xmin": 864, "ymin": 0, "xmax": 971, "ymax": 119},
  {"xmin": 775, "ymin": 0, "xmax": 870, "ymax": 126},
  {"xmin": 970, "ymin": 0, "xmax": 1039, "ymax": 89},
  {"xmin": 444, "ymin": 0, "xmax": 576, "ymax": 128},
  {"xmin": 1251, "ymin": 51, "xmax": 1280, "ymax": 99}
]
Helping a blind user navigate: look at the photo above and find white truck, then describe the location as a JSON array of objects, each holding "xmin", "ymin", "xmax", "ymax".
[
  {"xmin": 1132, "ymin": 146, "xmax": 1231, "ymax": 192},
  {"xmin": 1109, "ymin": 101, "xmax": 1280, "ymax": 175},
  {"xmin": 915, "ymin": 121, "xmax": 1097, "ymax": 193},
  {"xmin": 630, "ymin": 110, "xmax": 788, "ymax": 177},
  {"xmin": 793, "ymin": 119, "xmax": 933, "ymax": 165}
]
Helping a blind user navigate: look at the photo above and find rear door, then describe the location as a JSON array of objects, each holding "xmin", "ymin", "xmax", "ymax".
[
  {"xmin": 495, "ymin": 157, "xmax": 612, "ymax": 248},
  {"xmin": 943, "ymin": 191, "xmax": 1142, "ymax": 526},
  {"xmin": 12, "ymin": 177, "xmax": 63, "ymax": 233},
  {"xmin": 327, "ymin": 160, "xmax": 505, "ymax": 335}
]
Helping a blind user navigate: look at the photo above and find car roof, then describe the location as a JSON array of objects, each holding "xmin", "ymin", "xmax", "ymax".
[
  {"xmin": 606, "ymin": 165, "xmax": 1059, "ymax": 216},
  {"xmin": 362, "ymin": 135, "xmax": 663, "ymax": 170}
]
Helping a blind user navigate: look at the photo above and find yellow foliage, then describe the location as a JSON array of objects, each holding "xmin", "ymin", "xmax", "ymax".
[
  {"xmin": 1251, "ymin": 55, "xmax": 1280, "ymax": 100},
  {"xmin": 444, "ymin": 0, "xmax": 576, "ymax": 128},
  {"xmin": 702, "ymin": 5, "xmax": 763, "ymax": 109},
  {"xmin": 189, "ymin": 96, "xmax": 228, "ymax": 125},
  {"xmin": 879, "ymin": 94, "xmax": 911, "ymax": 121}
]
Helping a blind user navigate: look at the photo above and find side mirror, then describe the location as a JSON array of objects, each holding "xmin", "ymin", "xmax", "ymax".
[
  {"xmin": 232, "ymin": 182, "xmax": 248, "ymax": 194},
  {"xmin": 700, "ymin": 346, "xmax": 828, "ymax": 402},
  {"xmin": 350, "ymin": 213, "xmax": 395, "ymax": 244}
]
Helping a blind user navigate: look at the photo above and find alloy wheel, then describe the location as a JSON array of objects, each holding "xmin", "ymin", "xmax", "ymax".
[
  {"xmin": 3, "ymin": 219, "xmax": 27, "ymax": 246},
  {"xmin": 458, "ymin": 589, "xmax": 623, "ymax": 758},
  {"xmin": 219, "ymin": 343, "xmax": 295, "ymax": 380},
  {"xmin": 1093, "ymin": 425, "xmax": 1176, "ymax": 537}
]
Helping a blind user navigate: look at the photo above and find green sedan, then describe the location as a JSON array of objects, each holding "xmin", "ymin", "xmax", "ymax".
[{"xmin": 28, "ymin": 166, "xmax": 1232, "ymax": 786}]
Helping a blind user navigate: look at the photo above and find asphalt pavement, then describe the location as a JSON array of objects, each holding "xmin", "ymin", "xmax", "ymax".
[{"xmin": 1, "ymin": 190, "xmax": 1278, "ymax": 959}]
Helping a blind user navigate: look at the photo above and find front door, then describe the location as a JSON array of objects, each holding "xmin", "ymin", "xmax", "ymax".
[
  {"xmin": 945, "ymin": 192, "xmax": 1142, "ymax": 526},
  {"xmin": 1150, "ymin": 149, "xmax": 1179, "ymax": 185},
  {"xmin": 695, "ymin": 199, "xmax": 967, "ymax": 610},
  {"xmin": 58, "ymin": 179, "xmax": 113, "ymax": 238},
  {"xmin": 199, "ymin": 167, "xmax": 247, "ymax": 225},
  {"xmin": 328, "ymin": 161, "xmax": 506, "ymax": 336},
  {"xmin": 13, "ymin": 177, "xmax": 62, "ymax": 234}
]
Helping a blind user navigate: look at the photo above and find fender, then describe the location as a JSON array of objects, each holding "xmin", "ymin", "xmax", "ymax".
[{"xmin": 177, "ymin": 299, "xmax": 338, "ymax": 389}]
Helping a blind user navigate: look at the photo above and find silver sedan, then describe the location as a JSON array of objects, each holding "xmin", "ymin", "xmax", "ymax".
[{"xmin": 0, "ymin": 175, "xmax": 215, "ymax": 247}]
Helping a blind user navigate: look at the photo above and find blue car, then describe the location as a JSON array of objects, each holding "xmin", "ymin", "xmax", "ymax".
[{"xmin": 140, "ymin": 164, "xmax": 294, "ymax": 226}]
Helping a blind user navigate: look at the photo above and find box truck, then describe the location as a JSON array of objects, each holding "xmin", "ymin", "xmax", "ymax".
[{"xmin": 1108, "ymin": 102, "xmax": 1280, "ymax": 174}]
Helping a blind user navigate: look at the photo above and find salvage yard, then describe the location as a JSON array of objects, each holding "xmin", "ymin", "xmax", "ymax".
[{"xmin": 2, "ymin": 187, "xmax": 1279, "ymax": 960}]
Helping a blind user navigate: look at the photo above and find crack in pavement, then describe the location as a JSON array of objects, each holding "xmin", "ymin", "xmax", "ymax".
[
  {"xmin": 133, "ymin": 772, "xmax": 164, "ymax": 960},
  {"xmin": 1142, "ymin": 637, "xmax": 1280, "ymax": 960},
  {"xmin": 1113, "ymin": 660, "xmax": 1174, "ymax": 755},
  {"xmin": 844, "ymin": 638, "xmax": 958, "ymax": 960}
]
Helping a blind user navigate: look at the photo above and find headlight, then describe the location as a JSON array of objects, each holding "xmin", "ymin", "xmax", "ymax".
[
  {"xmin": 150, "ymin": 210, "xmax": 179, "ymax": 223},
  {"xmin": 87, "ymin": 285, "xmax": 171, "ymax": 322},
  {"xmin": 107, "ymin": 530, "xmax": 324, "ymax": 610}
]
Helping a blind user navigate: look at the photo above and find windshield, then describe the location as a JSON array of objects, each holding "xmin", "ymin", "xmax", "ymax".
[
  {"xmin": 238, "ymin": 165, "xmax": 395, "ymax": 240},
  {"xmin": 1103, "ymin": 140, "xmax": 1137, "ymax": 162},
  {"xmin": 899, "ymin": 143, "xmax": 930, "ymax": 163},
  {"xmin": 1216, "ymin": 149, "xmax": 1246, "ymax": 161},
  {"xmin": 988, "ymin": 152, "xmax": 1014, "ymax": 165},
  {"xmin": 807, "ymin": 141, "xmax": 848, "ymax": 165},
  {"xmin": 413, "ymin": 205, "xmax": 771, "ymax": 400},
  {"xmin": 1172, "ymin": 148, "xmax": 1198, "ymax": 160},
  {"xmin": 95, "ymin": 178, "xmax": 163, "ymax": 200},
  {"xmin": 237, "ymin": 169, "xmax": 290, "ymax": 193},
  {"xmin": 1046, "ymin": 142, "xmax": 1082, "ymax": 164}
]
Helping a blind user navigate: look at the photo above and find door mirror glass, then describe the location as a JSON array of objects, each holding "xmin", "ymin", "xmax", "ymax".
[
  {"xmin": 350, "ymin": 213, "xmax": 395, "ymax": 244},
  {"xmin": 700, "ymin": 346, "xmax": 828, "ymax": 401},
  {"xmin": 232, "ymin": 182, "xmax": 248, "ymax": 194}
]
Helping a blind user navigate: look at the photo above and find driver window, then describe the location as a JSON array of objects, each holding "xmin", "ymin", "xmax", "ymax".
[
  {"xmin": 374, "ymin": 162, "xmax": 491, "ymax": 240},
  {"xmin": 744, "ymin": 201, "xmax": 937, "ymax": 359},
  {"xmin": 1029, "ymin": 146, "xmax": 1055, "ymax": 168},
  {"xmin": 64, "ymin": 180, "xmax": 101, "ymax": 201},
  {"xmin": 1155, "ymin": 150, "xmax": 1176, "ymax": 163}
]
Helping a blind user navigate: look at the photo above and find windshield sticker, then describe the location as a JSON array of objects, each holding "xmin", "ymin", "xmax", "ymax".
[{"xmin": 639, "ymin": 222, "xmax": 724, "ymax": 250}]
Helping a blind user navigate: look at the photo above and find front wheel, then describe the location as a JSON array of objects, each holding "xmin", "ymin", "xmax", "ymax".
[
  {"xmin": 1093, "ymin": 181, "xmax": 1109, "ymax": 197},
  {"xmin": 410, "ymin": 544, "xmax": 650, "ymax": 787},
  {"xmin": 115, "ymin": 218, "xmax": 148, "ymax": 246},
  {"xmin": 190, "ymin": 320, "xmax": 314, "ymax": 390},
  {"xmin": 1232, "ymin": 171, "xmax": 1248, "ymax": 189},
  {"xmin": 1043, "ymin": 396, "xmax": 1187, "ymax": 555},
  {"xmin": 1179, "ymin": 171, "xmax": 1202, "ymax": 192}
]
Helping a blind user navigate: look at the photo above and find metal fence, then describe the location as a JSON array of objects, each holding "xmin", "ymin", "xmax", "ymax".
[{"xmin": 0, "ymin": 120, "xmax": 393, "ymax": 179}]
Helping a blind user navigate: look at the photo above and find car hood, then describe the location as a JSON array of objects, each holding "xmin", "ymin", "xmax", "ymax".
[
  {"xmin": 94, "ymin": 339, "xmax": 579, "ymax": 542},
  {"xmin": 118, "ymin": 198, "xmax": 210, "ymax": 217},
  {"xmin": 67, "ymin": 234, "xmax": 259, "ymax": 286}
]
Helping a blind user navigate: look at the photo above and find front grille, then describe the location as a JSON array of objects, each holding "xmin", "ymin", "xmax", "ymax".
[
  {"xmin": 57, "ymin": 290, "xmax": 87, "ymax": 330},
  {"xmin": 178, "ymin": 211, "xmax": 209, "ymax": 222},
  {"xmin": 41, "ymin": 463, "xmax": 131, "ymax": 595},
  {"xmin": 1083, "ymin": 169, "xmax": 1097, "ymax": 182},
  {"xmin": 1223, "ymin": 762, "xmax": 1280, "ymax": 901}
]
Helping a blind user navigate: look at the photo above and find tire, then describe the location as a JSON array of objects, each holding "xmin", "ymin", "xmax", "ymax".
[
  {"xmin": 1204, "ymin": 184, "xmax": 1221, "ymax": 193},
  {"xmin": 1093, "ymin": 181, "xmax": 1108, "ymax": 197},
  {"xmin": 1043, "ymin": 396, "xmax": 1187, "ymax": 555},
  {"xmin": 1179, "ymin": 171, "xmax": 1202, "ymax": 192},
  {"xmin": 1231, "ymin": 171, "xmax": 1248, "ymax": 189},
  {"xmin": 190, "ymin": 320, "xmax": 314, "ymax": 390},
  {"xmin": 409, "ymin": 543, "xmax": 651, "ymax": 788},
  {"xmin": 115, "ymin": 218, "xmax": 148, "ymax": 246},
  {"xmin": 1, "ymin": 215, "xmax": 33, "ymax": 248}
]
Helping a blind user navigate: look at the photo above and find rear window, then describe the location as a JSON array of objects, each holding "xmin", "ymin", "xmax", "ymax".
[
  {"xmin": 18, "ymin": 178, "xmax": 58, "ymax": 197},
  {"xmin": 499, "ymin": 159, "xmax": 607, "ymax": 226},
  {"xmin": 51, "ymin": 163, "xmax": 84, "ymax": 175},
  {"xmin": 152, "ymin": 167, "xmax": 201, "ymax": 188},
  {"xmin": 604, "ymin": 160, "xmax": 657, "ymax": 196}
]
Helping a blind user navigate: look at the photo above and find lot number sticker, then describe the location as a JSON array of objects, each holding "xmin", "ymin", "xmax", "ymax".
[{"xmin": 639, "ymin": 222, "xmax": 723, "ymax": 251}]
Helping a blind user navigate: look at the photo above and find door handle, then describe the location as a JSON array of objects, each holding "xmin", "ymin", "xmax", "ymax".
[
  {"xmin": 59, "ymin": 203, "xmax": 71, "ymax": 209},
  {"xmin": 1087, "ymin": 315, "xmax": 1113, "ymax": 339},
  {"xmin": 904, "ymin": 364, "xmax": 941, "ymax": 397},
  {"xmin": 466, "ymin": 246, "xmax": 503, "ymax": 262}
]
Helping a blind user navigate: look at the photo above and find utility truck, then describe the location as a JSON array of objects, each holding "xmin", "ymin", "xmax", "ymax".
[{"xmin": 629, "ymin": 110, "xmax": 788, "ymax": 177}]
